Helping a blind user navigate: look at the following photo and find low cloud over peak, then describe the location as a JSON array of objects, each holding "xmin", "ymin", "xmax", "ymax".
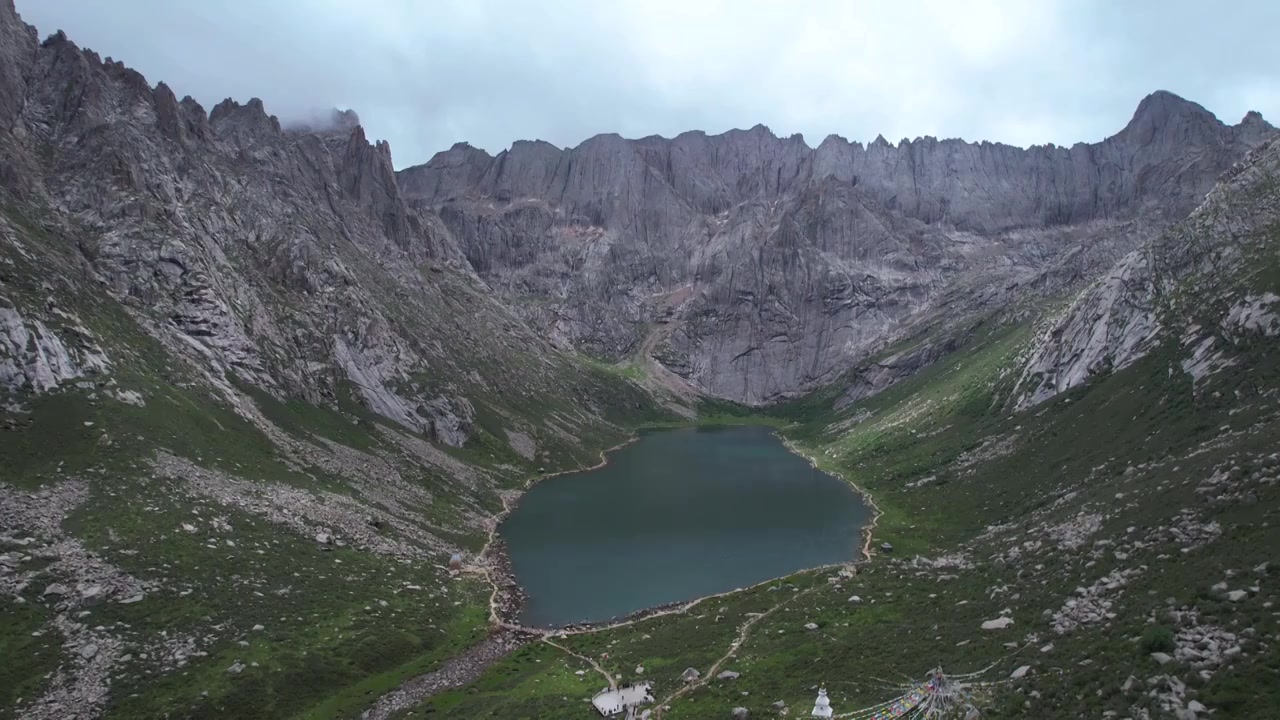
[{"xmin": 17, "ymin": 0, "xmax": 1280, "ymax": 169}]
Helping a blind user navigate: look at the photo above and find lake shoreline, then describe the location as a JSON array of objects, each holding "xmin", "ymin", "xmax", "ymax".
[
  {"xmin": 779, "ymin": 434, "xmax": 885, "ymax": 564},
  {"xmin": 474, "ymin": 433, "xmax": 642, "ymax": 629},
  {"xmin": 475, "ymin": 423, "xmax": 883, "ymax": 635}
]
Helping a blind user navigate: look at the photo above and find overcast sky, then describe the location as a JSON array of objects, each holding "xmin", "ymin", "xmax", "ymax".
[{"xmin": 16, "ymin": 0, "xmax": 1280, "ymax": 169}]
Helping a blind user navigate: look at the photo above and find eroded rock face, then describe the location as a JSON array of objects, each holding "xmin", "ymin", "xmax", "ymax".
[
  {"xmin": 405, "ymin": 93, "xmax": 1257, "ymax": 233},
  {"xmin": 0, "ymin": 299, "xmax": 109, "ymax": 395},
  {"xmin": 1224, "ymin": 293, "xmax": 1280, "ymax": 338},
  {"xmin": 399, "ymin": 91, "xmax": 1273, "ymax": 403},
  {"xmin": 1016, "ymin": 137, "xmax": 1280, "ymax": 407},
  {"xmin": 0, "ymin": 0, "xmax": 620, "ymax": 451},
  {"xmin": 1, "ymin": 0, "xmax": 1274, "ymax": 421},
  {"xmin": 835, "ymin": 336, "xmax": 960, "ymax": 410},
  {"xmin": 1015, "ymin": 249, "xmax": 1161, "ymax": 409}
]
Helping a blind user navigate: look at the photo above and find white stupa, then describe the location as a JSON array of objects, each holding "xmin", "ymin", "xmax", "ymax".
[{"xmin": 811, "ymin": 688, "xmax": 833, "ymax": 718}]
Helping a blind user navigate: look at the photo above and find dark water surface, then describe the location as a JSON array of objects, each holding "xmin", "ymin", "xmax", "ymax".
[{"xmin": 500, "ymin": 425, "xmax": 870, "ymax": 627}]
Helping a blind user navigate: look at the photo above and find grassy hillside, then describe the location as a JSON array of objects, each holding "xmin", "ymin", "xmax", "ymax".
[{"xmin": 0, "ymin": 202, "xmax": 681, "ymax": 719}]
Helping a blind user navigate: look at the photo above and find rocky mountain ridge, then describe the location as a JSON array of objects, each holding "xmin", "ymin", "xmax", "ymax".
[
  {"xmin": 0, "ymin": 0, "xmax": 653, "ymax": 453},
  {"xmin": 404, "ymin": 91, "xmax": 1270, "ymax": 232},
  {"xmin": 398, "ymin": 93, "xmax": 1273, "ymax": 403}
]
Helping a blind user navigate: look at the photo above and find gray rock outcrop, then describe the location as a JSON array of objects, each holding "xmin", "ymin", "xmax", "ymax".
[
  {"xmin": 399, "ymin": 92, "xmax": 1273, "ymax": 403},
  {"xmin": 0, "ymin": 300, "xmax": 109, "ymax": 395},
  {"xmin": 0, "ymin": 0, "xmax": 643, "ymax": 460},
  {"xmin": 981, "ymin": 616, "xmax": 1014, "ymax": 630},
  {"xmin": 1016, "ymin": 136, "xmax": 1280, "ymax": 407},
  {"xmin": 1015, "ymin": 248, "xmax": 1161, "ymax": 408}
]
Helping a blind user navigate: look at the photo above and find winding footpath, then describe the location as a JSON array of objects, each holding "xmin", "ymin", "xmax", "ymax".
[
  {"xmin": 542, "ymin": 636, "xmax": 617, "ymax": 690},
  {"xmin": 652, "ymin": 585, "xmax": 821, "ymax": 719},
  {"xmin": 474, "ymin": 436, "xmax": 640, "ymax": 628}
]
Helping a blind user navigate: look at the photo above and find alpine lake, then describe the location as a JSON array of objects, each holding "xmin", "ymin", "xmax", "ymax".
[{"xmin": 500, "ymin": 425, "xmax": 872, "ymax": 627}]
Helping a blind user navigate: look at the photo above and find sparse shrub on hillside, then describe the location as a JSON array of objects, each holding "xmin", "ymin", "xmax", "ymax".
[{"xmin": 1140, "ymin": 625, "xmax": 1175, "ymax": 654}]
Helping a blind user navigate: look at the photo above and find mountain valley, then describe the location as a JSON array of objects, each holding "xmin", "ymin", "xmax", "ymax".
[{"xmin": 2, "ymin": 2, "xmax": 1279, "ymax": 718}]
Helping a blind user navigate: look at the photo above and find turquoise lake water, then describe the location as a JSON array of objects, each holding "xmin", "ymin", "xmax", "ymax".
[{"xmin": 500, "ymin": 425, "xmax": 870, "ymax": 627}]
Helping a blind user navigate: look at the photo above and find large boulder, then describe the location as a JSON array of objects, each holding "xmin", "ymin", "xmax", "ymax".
[{"xmin": 42, "ymin": 583, "xmax": 69, "ymax": 597}]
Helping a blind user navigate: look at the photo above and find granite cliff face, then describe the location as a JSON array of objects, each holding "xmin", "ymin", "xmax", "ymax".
[
  {"xmin": 0, "ymin": 1, "xmax": 649, "ymax": 455},
  {"xmin": 1016, "ymin": 135, "xmax": 1280, "ymax": 409},
  {"xmin": 399, "ymin": 95, "xmax": 1272, "ymax": 403}
]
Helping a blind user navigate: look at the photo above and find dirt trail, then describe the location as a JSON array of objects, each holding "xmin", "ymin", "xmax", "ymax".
[
  {"xmin": 466, "ymin": 435, "xmax": 640, "ymax": 629},
  {"xmin": 542, "ymin": 636, "xmax": 617, "ymax": 690},
  {"xmin": 652, "ymin": 585, "xmax": 819, "ymax": 718}
]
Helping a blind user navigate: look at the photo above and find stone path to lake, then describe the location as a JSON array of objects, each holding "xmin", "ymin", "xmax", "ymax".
[{"xmin": 362, "ymin": 551, "xmax": 861, "ymax": 719}]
